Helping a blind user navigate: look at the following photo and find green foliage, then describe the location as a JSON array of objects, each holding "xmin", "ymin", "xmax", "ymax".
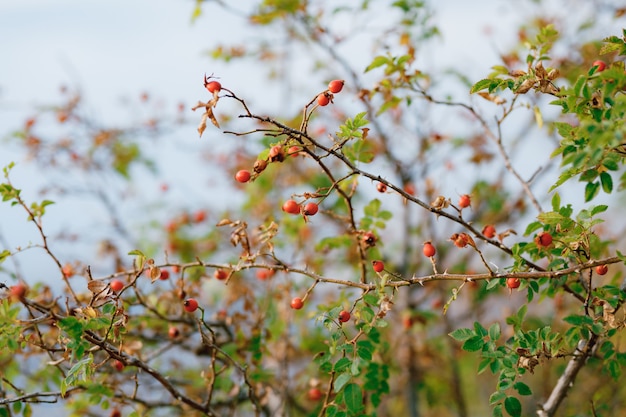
[{"xmin": 1, "ymin": 2, "xmax": 626, "ymax": 417}]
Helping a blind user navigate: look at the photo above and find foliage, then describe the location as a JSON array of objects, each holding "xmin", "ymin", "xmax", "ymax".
[{"xmin": 1, "ymin": 2, "xmax": 626, "ymax": 417}]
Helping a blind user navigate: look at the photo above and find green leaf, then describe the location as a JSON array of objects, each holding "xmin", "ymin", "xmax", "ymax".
[
  {"xmin": 449, "ymin": 328, "xmax": 474, "ymax": 341},
  {"xmin": 364, "ymin": 199, "xmax": 382, "ymax": 217},
  {"xmin": 334, "ymin": 358, "xmax": 352, "ymax": 372},
  {"xmin": 462, "ymin": 336, "xmax": 485, "ymax": 352},
  {"xmin": 343, "ymin": 383, "xmax": 364, "ymax": 413},
  {"xmin": 563, "ymin": 314, "xmax": 594, "ymax": 326},
  {"xmin": 474, "ymin": 321, "xmax": 488, "ymax": 337},
  {"xmin": 471, "ymin": 79, "xmax": 495, "ymax": 94},
  {"xmin": 591, "ymin": 204, "xmax": 608, "ymax": 216},
  {"xmin": 489, "ymin": 323, "xmax": 501, "ymax": 341},
  {"xmin": 513, "ymin": 381, "xmax": 532, "ymax": 396},
  {"xmin": 334, "ymin": 373, "xmax": 351, "ymax": 392},
  {"xmin": 504, "ymin": 396, "xmax": 522, "ymax": 417},
  {"xmin": 585, "ymin": 181, "xmax": 600, "ymax": 202},
  {"xmin": 0, "ymin": 249, "xmax": 10, "ymax": 264},
  {"xmin": 600, "ymin": 172, "xmax": 613, "ymax": 193},
  {"xmin": 365, "ymin": 55, "xmax": 390, "ymax": 72},
  {"xmin": 489, "ymin": 391, "xmax": 507, "ymax": 404},
  {"xmin": 551, "ymin": 193, "xmax": 560, "ymax": 211}
]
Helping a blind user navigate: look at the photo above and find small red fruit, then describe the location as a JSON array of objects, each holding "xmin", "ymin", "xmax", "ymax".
[
  {"xmin": 269, "ymin": 145, "xmax": 286, "ymax": 162},
  {"xmin": 256, "ymin": 269, "xmax": 275, "ymax": 280},
  {"xmin": 451, "ymin": 233, "xmax": 470, "ymax": 248},
  {"xmin": 168, "ymin": 326, "xmax": 180, "ymax": 339},
  {"xmin": 235, "ymin": 170, "xmax": 251, "ymax": 183},
  {"xmin": 193, "ymin": 210, "xmax": 207, "ymax": 223},
  {"xmin": 507, "ymin": 278, "xmax": 520, "ymax": 289},
  {"xmin": 110, "ymin": 279, "xmax": 124, "ymax": 292},
  {"xmin": 308, "ymin": 387, "xmax": 323, "ymax": 401},
  {"xmin": 9, "ymin": 284, "xmax": 27, "ymax": 300},
  {"xmin": 205, "ymin": 80, "xmax": 221, "ymax": 93},
  {"xmin": 482, "ymin": 224, "xmax": 496, "ymax": 239},
  {"xmin": 184, "ymin": 298, "xmax": 199, "ymax": 313},
  {"xmin": 113, "ymin": 360, "xmax": 125, "ymax": 371},
  {"xmin": 372, "ymin": 260, "xmax": 385, "ymax": 273},
  {"xmin": 303, "ymin": 202, "xmax": 319, "ymax": 216},
  {"xmin": 595, "ymin": 264, "xmax": 609, "ymax": 276},
  {"xmin": 592, "ymin": 60, "xmax": 606, "ymax": 72},
  {"xmin": 423, "ymin": 241, "xmax": 436, "ymax": 257},
  {"xmin": 62, "ymin": 263, "xmax": 75, "ymax": 278},
  {"xmin": 376, "ymin": 182, "xmax": 387, "ymax": 193},
  {"xmin": 317, "ymin": 93, "xmax": 330, "ymax": 106},
  {"xmin": 288, "ymin": 146, "xmax": 302, "ymax": 157},
  {"xmin": 338, "ymin": 310, "xmax": 351, "ymax": 323},
  {"xmin": 535, "ymin": 232, "xmax": 553, "ymax": 248},
  {"xmin": 214, "ymin": 269, "xmax": 228, "ymax": 280},
  {"xmin": 328, "ymin": 79, "xmax": 345, "ymax": 94},
  {"xmin": 110, "ymin": 408, "xmax": 122, "ymax": 417},
  {"xmin": 159, "ymin": 269, "xmax": 170, "ymax": 280},
  {"xmin": 291, "ymin": 297, "xmax": 304, "ymax": 310},
  {"xmin": 404, "ymin": 183, "xmax": 416, "ymax": 195},
  {"xmin": 361, "ymin": 231, "xmax": 377, "ymax": 247},
  {"xmin": 458, "ymin": 194, "xmax": 471, "ymax": 209},
  {"xmin": 282, "ymin": 199, "xmax": 301, "ymax": 215}
]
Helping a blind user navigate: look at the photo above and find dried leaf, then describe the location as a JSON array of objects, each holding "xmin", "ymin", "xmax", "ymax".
[
  {"xmin": 216, "ymin": 218, "xmax": 234, "ymax": 227},
  {"xmin": 198, "ymin": 112, "xmax": 208, "ymax": 137},
  {"xmin": 547, "ymin": 68, "xmax": 559, "ymax": 81},
  {"xmin": 431, "ymin": 195, "xmax": 450, "ymax": 210},
  {"xmin": 87, "ymin": 280, "xmax": 108, "ymax": 294},
  {"xmin": 516, "ymin": 78, "xmax": 536, "ymax": 94},
  {"xmin": 478, "ymin": 92, "xmax": 506, "ymax": 105},
  {"xmin": 149, "ymin": 266, "xmax": 161, "ymax": 283},
  {"xmin": 509, "ymin": 70, "xmax": 526, "ymax": 78},
  {"xmin": 535, "ymin": 61, "xmax": 547, "ymax": 79},
  {"xmin": 206, "ymin": 106, "xmax": 220, "ymax": 128}
]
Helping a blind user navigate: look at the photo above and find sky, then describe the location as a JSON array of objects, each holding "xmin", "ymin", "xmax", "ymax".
[
  {"xmin": 0, "ymin": 0, "xmax": 621, "ymax": 277},
  {"xmin": 0, "ymin": 1, "xmax": 623, "ymax": 414}
]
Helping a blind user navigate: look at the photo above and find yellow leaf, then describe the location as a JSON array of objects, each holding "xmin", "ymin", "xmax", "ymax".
[{"xmin": 534, "ymin": 106, "xmax": 543, "ymax": 129}]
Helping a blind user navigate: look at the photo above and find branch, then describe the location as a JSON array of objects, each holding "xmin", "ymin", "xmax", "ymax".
[
  {"xmin": 0, "ymin": 387, "xmax": 83, "ymax": 405},
  {"xmin": 537, "ymin": 334, "xmax": 599, "ymax": 417}
]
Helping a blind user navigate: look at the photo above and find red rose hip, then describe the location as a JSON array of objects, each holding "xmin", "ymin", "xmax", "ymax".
[
  {"xmin": 592, "ymin": 60, "xmax": 606, "ymax": 72},
  {"xmin": 535, "ymin": 232, "xmax": 553, "ymax": 248},
  {"xmin": 423, "ymin": 241, "xmax": 436, "ymax": 257},
  {"xmin": 110, "ymin": 279, "xmax": 124, "ymax": 292},
  {"xmin": 303, "ymin": 202, "xmax": 319, "ymax": 216},
  {"xmin": 282, "ymin": 199, "xmax": 300, "ymax": 215},
  {"xmin": 338, "ymin": 310, "xmax": 351, "ymax": 323},
  {"xmin": 372, "ymin": 260, "xmax": 385, "ymax": 273},
  {"xmin": 235, "ymin": 170, "xmax": 251, "ymax": 183},
  {"xmin": 458, "ymin": 194, "xmax": 471, "ymax": 209},
  {"xmin": 184, "ymin": 298, "xmax": 199, "ymax": 312},
  {"xmin": 317, "ymin": 93, "xmax": 330, "ymax": 106},
  {"xmin": 290, "ymin": 297, "xmax": 304, "ymax": 310},
  {"xmin": 328, "ymin": 79, "xmax": 345, "ymax": 94},
  {"xmin": 507, "ymin": 278, "xmax": 520, "ymax": 289}
]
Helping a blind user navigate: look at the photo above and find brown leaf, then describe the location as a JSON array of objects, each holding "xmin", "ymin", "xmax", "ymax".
[
  {"xmin": 431, "ymin": 195, "xmax": 450, "ymax": 210},
  {"xmin": 206, "ymin": 106, "xmax": 220, "ymax": 128},
  {"xmin": 509, "ymin": 70, "xmax": 526, "ymax": 78},
  {"xmin": 478, "ymin": 92, "xmax": 506, "ymax": 105},
  {"xmin": 535, "ymin": 61, "xmax": 547, "ymax": 79},
  {"xmin": 87, "ymin": 280, "xmax": 108, "ymax": 294},
  {"xmin": 149, "ymin": 266, "xmax": 161, "ymax": 283},
  {"xmin": 198, "ymin": 112, "xmax": 208, "ymax": 137},
  {"xmin": 516, "ymin": 78, "xmax": 536, "ymax": 94},
  {"xmin": 547, "ymin": 68, "xmax": 559, "ymax": 81},
  {"xmin": 216, "ymin": 218, "xmax": 234, "ymax": 227}
]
